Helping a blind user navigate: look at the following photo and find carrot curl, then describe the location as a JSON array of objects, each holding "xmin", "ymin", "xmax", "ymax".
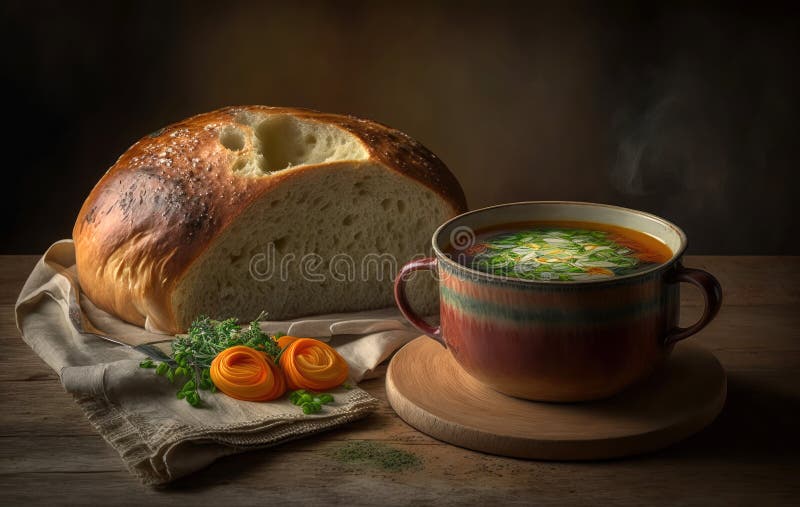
[
  {"xmin": 278, "ymin": 337, "xmax": 349, "ymax": 391},
  {"xmin": 210, "ymin": 345, "xmax": 286, "ymax": 401}
]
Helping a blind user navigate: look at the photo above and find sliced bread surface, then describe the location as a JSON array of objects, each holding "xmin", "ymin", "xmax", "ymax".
[{"xmin": 73, "ymin": 106, "xmax": 466, "ymax": 333}]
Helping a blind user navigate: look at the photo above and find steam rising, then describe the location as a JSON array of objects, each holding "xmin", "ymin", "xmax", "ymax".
[{"xmin": 611, "ymin": 73, "xmax": 727, "ymax": 202}]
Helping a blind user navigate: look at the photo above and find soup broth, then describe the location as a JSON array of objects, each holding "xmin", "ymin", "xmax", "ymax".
[{"xmin": 445, "ymin": 221, "xmax": 673, "ymax": 281}]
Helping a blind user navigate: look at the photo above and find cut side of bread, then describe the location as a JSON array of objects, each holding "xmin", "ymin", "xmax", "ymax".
[
  {"xmin": 174, "ymin": 161, "xmax": 450, "ymax": 331},
  {"xmin": 73, "ymin": 106, "xmax": 466, "ymax": 334}
]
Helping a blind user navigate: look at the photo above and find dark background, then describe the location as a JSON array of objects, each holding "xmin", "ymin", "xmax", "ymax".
[{"xmin": 2, "ymin": 1, "xmax": 798, "ymax": 254}]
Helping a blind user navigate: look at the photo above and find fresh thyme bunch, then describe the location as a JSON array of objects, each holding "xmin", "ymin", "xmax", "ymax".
[{"xmin": 139, "ymin": 312, "xmax": 282, "ymax": 407}]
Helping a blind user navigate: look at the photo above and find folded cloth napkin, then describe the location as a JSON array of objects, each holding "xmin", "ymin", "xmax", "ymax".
[{"xmin": 15, "ymin": 240, "xmax": 422, "ymax": 486}]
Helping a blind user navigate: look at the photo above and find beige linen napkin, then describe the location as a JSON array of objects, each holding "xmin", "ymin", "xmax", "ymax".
[{"xmin": 15, "ymin": 240, "xmax": 421, "ymax": 485}]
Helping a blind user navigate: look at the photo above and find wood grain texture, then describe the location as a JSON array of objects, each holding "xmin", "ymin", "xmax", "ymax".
[
  {"xmin": 1, "ymin": 255, "xmax": 799, "ymax": 506},
  {"xmin": 386, "ymin": 337, "xmax": 726, "ymax": 460}
]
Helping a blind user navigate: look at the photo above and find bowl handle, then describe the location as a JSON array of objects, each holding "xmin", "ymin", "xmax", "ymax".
[
  {"xmin": 394, "ymin": 257, "xmax": 444, "ymax": 346},
  {"xmin": 664, "ymin": 265, "xmax": 723, "ymax": 346}
]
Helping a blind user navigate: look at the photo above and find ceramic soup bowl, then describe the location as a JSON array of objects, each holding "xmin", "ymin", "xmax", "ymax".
[{"xmin": 394, "ymin": 201, "xmax": 722, "ymax": 402}]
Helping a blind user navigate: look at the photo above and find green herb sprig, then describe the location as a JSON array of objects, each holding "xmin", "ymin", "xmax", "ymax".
[
  {"xmin": 139, "ymin": 312, "xmax": 283, "ymax": 407},
  {"xmin": 289, "ymin": 389, "xmax": 335, "ymax": 414}
]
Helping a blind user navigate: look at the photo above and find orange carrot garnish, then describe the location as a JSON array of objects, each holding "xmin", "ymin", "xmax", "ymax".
[
  {"xmin": 277, "ymin": 335, "xmax": 299, "ymax": 349},
  {"xmin": 278, "ymin": 337, "xmax": 349, "ymax": 391},
  {"xmin": 210, "ymin": 345, "xmax": 286, "ymax": 401},
  {"xmin": 587, "ymin": 266, "xmax": 614, "ymax": 276}
]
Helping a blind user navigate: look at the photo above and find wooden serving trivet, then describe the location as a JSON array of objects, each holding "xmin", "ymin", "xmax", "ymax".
[{"xmin": 386, "ymin": 337, "xmax": 726, "ymax": 460}]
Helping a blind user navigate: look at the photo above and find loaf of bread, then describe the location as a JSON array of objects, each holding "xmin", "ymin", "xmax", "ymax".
[{"xmin": 73, "ymin": 106, "xmax": 466, "ymax": 334}]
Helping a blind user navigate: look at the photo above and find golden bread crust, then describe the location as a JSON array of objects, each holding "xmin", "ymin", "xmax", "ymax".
[{"xmin": 72, "ymin": 106, "xmax": 466, "ymax": 333}]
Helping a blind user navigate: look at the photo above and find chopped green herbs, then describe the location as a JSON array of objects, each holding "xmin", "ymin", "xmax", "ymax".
[
  {"xmin": 289, "ymin": 389, "xmax": 335, "ymax": 414},
  {"xmin": 459, "ymin": 227, "xmax": 663, "ymax": 281},
  {"xmin": 330, "ymin": 441, "xmax": 422, "ymax": 472}
]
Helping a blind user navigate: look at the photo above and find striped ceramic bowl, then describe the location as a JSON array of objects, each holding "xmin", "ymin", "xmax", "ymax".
[{"xmin": 394, "ymin": 202, "xmax": 722, "ymax": 402}]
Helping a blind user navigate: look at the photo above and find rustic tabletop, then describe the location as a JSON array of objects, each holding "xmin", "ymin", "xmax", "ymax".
[{"xmin": 1, "ymin": 255, "xmax": 798, "ymax": 506}]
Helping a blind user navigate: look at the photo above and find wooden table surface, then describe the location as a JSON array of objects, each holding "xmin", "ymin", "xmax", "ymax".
[{"xmin": 1, "ymin": 255, "xmax": 798, "ymax": 506}]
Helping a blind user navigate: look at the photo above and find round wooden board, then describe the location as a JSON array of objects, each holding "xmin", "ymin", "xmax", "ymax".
[{"xmin": 386, "ymin": 337, "xmax": 726, "ymax": 460}]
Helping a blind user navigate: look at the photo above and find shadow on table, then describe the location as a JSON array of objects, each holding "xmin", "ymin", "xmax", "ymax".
[{"xmin": 635, "ymin": 371, "xmax": 800, "ymax": 463}]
